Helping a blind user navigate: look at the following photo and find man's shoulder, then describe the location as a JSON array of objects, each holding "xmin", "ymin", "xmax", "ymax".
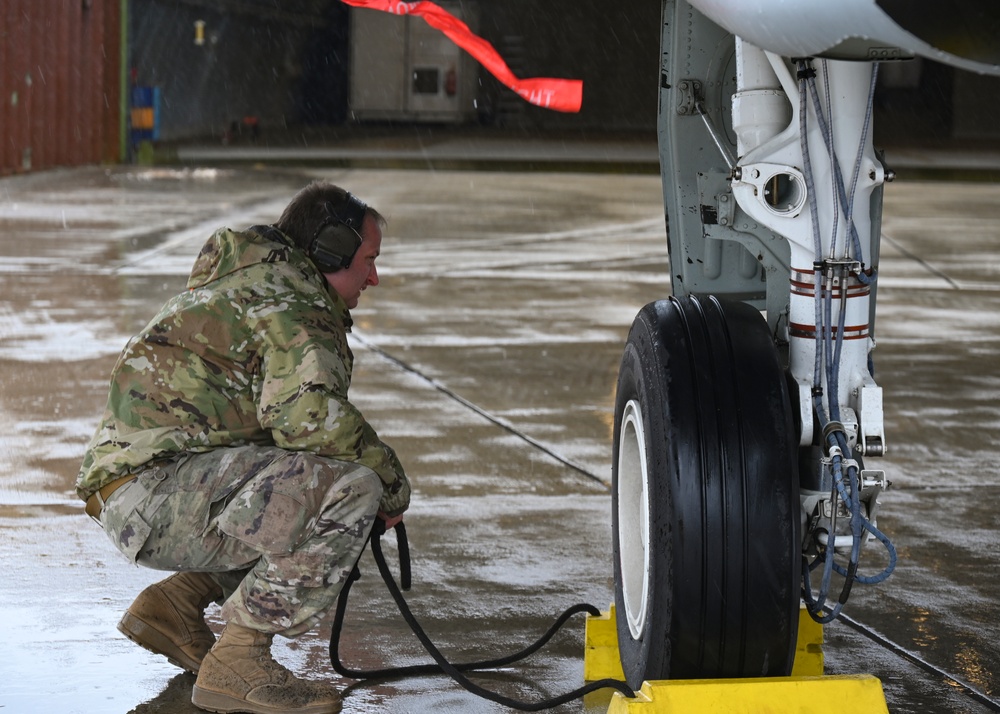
[
  {"xmin": 189, "ymin": 226, "xmax": 315, "ymax": 290},
  {"xmin": 222, "ymin": 259, "xmax": 325, "ymax": 302}
]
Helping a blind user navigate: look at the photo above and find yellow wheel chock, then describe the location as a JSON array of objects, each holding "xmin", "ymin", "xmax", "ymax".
[{"xmin": 585, "ymin": 605, "xmax": 889, "ymax": 713}]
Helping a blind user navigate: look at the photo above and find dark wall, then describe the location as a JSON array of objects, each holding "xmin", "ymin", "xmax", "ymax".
[
  {"xmin": 130, "ymin": 0, "xmax": 349, "ymax": 141},
  {"xmin": 477, "ymin": 0, "xmax": 661, "ymax": 131}
]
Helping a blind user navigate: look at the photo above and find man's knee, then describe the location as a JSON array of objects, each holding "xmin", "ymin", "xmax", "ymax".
[
  {"xmin": 346, "ymin": 466, "xmax": 383, "ymax": 516},
  {"xmin": 296, "ymin": 452, "xmax": 381, "ymax": 511},
  {"xmin": 310, "ymin": 459, "xmax": 382, "ymax": 541},
  {"xmin": 214, "ymin": 452, "xmax": 382, "ymax": 554}
]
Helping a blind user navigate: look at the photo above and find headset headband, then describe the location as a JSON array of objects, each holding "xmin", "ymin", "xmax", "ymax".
[{"xmin": 325, "ymin": 193, "xmax": 367, "ymax": 233}]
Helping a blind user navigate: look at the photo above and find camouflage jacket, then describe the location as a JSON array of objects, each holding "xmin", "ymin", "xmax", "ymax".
[{"xmin": 76, "ymin": 226, "xmax": 410, "ymax": 516}]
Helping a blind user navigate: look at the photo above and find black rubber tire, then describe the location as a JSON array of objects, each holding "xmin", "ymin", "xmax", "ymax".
[{"xmin": 611, "ymin": 295, "xmax": 800, "ymax": 688}]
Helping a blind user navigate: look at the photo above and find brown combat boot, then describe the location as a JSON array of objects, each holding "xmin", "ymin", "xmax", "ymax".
[
  {"xmin": 191, "ymin": 623, "xmax": 341, "ymax": 714},
  {"xmin": 118, "ymin": 571, "xmax": 223, "ymax": 673}
]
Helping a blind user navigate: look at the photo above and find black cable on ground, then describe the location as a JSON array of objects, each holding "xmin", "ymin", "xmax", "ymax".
[{"xmin": 329, "ymin": 520, "xmax": 635, "ymax": 711}]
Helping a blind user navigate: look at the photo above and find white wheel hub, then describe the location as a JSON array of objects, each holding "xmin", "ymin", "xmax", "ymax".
[{"xmin": 617, "ymin": 398, "xmax": 651, "ymax": 640}]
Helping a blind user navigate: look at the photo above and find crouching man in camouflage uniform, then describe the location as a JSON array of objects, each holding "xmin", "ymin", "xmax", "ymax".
[{"xmin": 77, "ymin": 181, "xmax": 409, "ymax": 714}]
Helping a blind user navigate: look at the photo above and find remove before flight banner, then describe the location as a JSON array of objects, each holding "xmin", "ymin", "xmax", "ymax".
[{"xmin": 340, "ymin": 0, "xmax": 584, "ymax": 113}]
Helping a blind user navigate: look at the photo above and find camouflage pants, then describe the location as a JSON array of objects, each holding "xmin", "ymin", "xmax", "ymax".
[{"xmin": 98, "ymin": 445, "xmax": 382, "ymax": 638}]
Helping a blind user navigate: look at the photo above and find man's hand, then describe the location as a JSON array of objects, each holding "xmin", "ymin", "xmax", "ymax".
[{"xmin": 378, "ymin": 510, "xmax": 404, "ymax": 529}]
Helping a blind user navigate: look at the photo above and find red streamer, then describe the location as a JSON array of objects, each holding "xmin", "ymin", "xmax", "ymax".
[{"xmin": 340, "ymin": 0, "xmax": 583, "ymax": 113}]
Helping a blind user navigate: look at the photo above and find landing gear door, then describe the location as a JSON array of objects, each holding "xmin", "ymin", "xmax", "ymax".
[{"xmin": 658, "ymin": 0, "xmax": 790, "ymax": 331}]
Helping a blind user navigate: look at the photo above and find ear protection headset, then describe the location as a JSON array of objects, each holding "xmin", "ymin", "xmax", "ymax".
[{"xmin": 307, "ymin": 193, "xmax": 368, "ymax": 273}]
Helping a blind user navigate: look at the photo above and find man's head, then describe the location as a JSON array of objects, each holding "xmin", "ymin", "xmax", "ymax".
[{"xmin": 275, "ymin": 182, "xmax": 385, "ymax": 309}]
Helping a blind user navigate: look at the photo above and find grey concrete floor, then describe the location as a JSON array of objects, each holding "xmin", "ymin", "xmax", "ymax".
[{"xmin": 0, "ymin": 160, "xmax": 998, "ymax": 714}]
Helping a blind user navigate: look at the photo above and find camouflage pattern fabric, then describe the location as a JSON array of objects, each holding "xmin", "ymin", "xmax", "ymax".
[
  {"xmin": 98, "ymin": 445, "xmax": 382, "ymax": 637},
  {"xmin": 77, "ymin": 225, "xmax": 409, "ymax": 517}
]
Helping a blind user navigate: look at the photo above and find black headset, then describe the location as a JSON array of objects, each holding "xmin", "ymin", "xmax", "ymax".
[{"xmin": 307, "ymin": 193, "xmax": 368, "ymax": 273}]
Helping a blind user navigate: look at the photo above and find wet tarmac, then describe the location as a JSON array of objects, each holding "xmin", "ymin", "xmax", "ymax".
[{"xmin": 0, "ymin": 153, "xmax": 998, "ymax": 713}]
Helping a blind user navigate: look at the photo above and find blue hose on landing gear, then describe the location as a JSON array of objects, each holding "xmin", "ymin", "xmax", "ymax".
[
  {"xmin": 801, "ymin": 428, "xmax": 898, "ymax": 624},
  {"xmin": 329, "ymin": 520, "xmax": 635, "ymax": 710},
  {"xmin": 797, "ymin": 58, "xmax": 898, "ymax": 624}
]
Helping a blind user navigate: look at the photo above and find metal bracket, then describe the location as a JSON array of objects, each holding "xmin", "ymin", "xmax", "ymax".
[{"xmin": 676, "ymin": 79, "xmax": 703, "ymax": 115}]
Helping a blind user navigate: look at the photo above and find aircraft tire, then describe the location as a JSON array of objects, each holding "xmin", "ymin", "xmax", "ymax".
[{"xmin": 611, "ymin": 294, "xmax": 800, "ymax": 687}]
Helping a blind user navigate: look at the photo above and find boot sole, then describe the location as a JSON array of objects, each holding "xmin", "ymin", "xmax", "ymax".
[
  {"xmin": 117, "ymin": 611, "xmax": 203, "ymax": 674},
  {"xmin": 191, "ymin": 685, "xmax": 341, "ymax": 714}
]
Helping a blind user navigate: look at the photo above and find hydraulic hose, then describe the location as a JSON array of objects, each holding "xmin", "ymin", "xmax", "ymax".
[
  {"xmin": 796, "ymin": 59, "xmax": 897, "ymax": 623},
  {"xmin": 329, "ymin": 520, "xmax": 635, "ymax": 711}
]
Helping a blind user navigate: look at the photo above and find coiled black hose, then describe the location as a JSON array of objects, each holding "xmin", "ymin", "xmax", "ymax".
[{"xmin": 329, "ymin": 520, "xmax": 635, "ymax": 711}]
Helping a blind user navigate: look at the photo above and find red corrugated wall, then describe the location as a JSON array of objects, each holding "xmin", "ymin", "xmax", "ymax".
[{"xmin": 1, "ymin": 0, "xmax": 121, "ymax": 175}]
